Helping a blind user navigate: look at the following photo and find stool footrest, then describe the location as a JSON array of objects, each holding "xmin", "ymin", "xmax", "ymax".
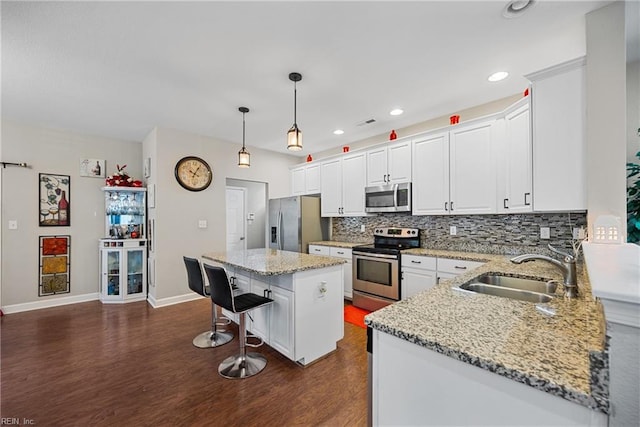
[{"xmin": 245, "ymin": 331, "xmax": 264, "ymax": 348}]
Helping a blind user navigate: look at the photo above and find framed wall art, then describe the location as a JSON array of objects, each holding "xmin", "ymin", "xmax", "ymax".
[
  {"xmin": 80, "ymin": 158, "xmax": 106, "ymax": 178},
  {"xmin": 39, "ymin": 173, "xmax": 71, "ymax": 226},
  {"xmin": 39, "ymin": 235, "xmax": 71, "ymax": 296}
]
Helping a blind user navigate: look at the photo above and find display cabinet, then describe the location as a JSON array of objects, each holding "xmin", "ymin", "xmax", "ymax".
[{"xmin": 99, "ymin": 186, "xmax": 147, "ymax": 303}]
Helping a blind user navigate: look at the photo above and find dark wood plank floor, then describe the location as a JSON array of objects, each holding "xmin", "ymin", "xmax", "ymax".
[{"xmin": 1, "ymin": 299, "xmax": 368, "ymax": 426}]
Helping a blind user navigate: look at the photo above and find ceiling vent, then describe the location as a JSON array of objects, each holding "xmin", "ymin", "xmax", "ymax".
[{"xmin": 356, "ymin": 118, "xmax": 376, "ymax": 126}]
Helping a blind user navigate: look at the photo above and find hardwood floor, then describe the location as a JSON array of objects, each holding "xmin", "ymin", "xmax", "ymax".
[{"xmin": 1, "ymin": 299, "xmax": 368, "ymax": 426}]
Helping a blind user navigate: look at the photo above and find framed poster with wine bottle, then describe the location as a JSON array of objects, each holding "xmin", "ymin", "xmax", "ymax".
[{"xmin": 39, "ymin": 173, "xmax": 71, "ymax": 227}]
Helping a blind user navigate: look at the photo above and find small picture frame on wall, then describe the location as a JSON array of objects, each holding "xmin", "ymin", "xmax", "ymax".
[
  {"xmin": 39, "ymin": 173, "xmax": 71, "ymax": 227},
  {"xmin": 80, "ymin": 159, "xmax": 106, "ymax": 178}
]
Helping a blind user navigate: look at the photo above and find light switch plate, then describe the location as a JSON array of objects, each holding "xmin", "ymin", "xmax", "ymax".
[
  {"xmin": 449, "ymin": 226, "xmax": 457, "ymax": 236},
  {"xmin": 8, "ymin": 220, "xmax": 17, "ymax": 230},
  {"xmin": 198, "ymin": 220, "xmax": 207, "ymax": 229}
]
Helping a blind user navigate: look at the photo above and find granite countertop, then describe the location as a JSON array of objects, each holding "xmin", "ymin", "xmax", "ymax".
[
  {"xmin": 308, "ymin": 240, "xmax": 370, "ymax": 249},
  {"xmin": 365, "ymin": 250, "xmax": 609, "ymax": 414},
  {"xmin": 202, "ymin": 248, "xmax": 345, "ymax": 276}
]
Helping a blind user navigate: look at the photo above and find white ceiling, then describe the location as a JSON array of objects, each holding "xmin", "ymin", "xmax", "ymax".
[{"xmin": 1, "ymin": 1, "xmax": 617, "ymax": 158}]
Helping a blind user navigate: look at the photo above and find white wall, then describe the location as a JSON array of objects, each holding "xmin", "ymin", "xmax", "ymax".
[
  {"xmin": 586, "ymin": 2, "xmax": 627, "ymax": 239},
  {"xmin": 628, "ymin": 60, "xmax": 640, "ymax": 163},
  {"xmin": 0, "ymin": 120, "xmax": 142, "ymax": 310},
  {"xmin": 143, "ymin": 127, "xmax": 296, "ymax": 306}
]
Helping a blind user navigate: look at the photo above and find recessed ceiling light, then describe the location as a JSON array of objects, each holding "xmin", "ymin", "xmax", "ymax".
[
  {"xmin": 503, "ymin": 0, "xmax": 536, "ymax": 19},
  {"xmin": 333, "ymin": 129, "xmax": 344, "ymax": 135},
  {"xmin": 390, "ymin": 108, "xmax": 403, "ymax": 116},
  {"xmin": 488, "ymin": 71, "xmax": 509, "ymax": 82}
]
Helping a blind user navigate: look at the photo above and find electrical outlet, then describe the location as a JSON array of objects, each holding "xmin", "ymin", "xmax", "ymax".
[
  {"xmin": 8, "ymin": 220, "xmax": 17, "ymax": 230},
  {"xmin": 450, "ymin": 226, "xmax": 457, "ymax": 236},
  {"xmin": 360, "ymin": 224, "xmax": 365, "ymax": 232},
  {"xmin": 572, "ymin": 227, "xmax": 586, "ymax": 240},
  {"xmin": 198, "ymin": 220, "xmax": 207, "ymax": 229},
  {"xmin": 540, "ymin": 226, "xmax": 550, "ymax": 239}
]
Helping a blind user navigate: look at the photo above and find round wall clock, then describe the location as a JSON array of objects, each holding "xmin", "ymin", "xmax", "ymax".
[{"xmin": 174, "ymin": 156, "xmax": 213, "ymax": 191}]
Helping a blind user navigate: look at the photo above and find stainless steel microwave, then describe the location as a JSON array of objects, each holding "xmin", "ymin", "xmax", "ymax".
[{"xmin": 365, "ymin": 183, "xmax": 411, "ymax": 213}]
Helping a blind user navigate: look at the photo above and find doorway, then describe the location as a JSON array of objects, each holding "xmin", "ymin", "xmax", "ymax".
[{"xmin": 225, "ymin": 178, "xmax": 268, "ymax": 250}]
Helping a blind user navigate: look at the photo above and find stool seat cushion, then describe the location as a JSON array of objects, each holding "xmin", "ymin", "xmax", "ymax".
[{"xmin": 232, "ymin": 292, "xmax": 273, "ymax": 313}]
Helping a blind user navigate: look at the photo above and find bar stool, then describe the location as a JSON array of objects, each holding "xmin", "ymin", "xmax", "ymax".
[
  {"xmin": 203, "ymin": 264, "xmax": 274, "ymax": 379},
  {"xmin": 183, "ymin": 256, "xmax": 233, "ymax": 348}
]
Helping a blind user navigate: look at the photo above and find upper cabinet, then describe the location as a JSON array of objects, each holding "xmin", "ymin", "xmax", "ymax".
[
  {"xmin": 496, "ymin": 99, "xmax": 533, "ymax": 213},
  {"xmin": 413, "ymin": 119, "xmax": 497, "ymax": 216},
  {"xmin": 526, "ymin": 57, "xmax": 586, "ymax": 212},
  {"xmin": 290, "ymin": 163, "xmax": 321, "ymax": 196},
  {"xmin": 366, "ymin": 140, "xmax": 412, "ymax": 186},
  {"xmin": 321, "ymin": 152, "xmax": 367, "ymax": 217}
]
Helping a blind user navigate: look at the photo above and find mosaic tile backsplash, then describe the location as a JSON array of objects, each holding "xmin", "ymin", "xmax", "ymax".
[{"xmin": 332, "ymin": 212, "xmax": 587, "ymax": 257}]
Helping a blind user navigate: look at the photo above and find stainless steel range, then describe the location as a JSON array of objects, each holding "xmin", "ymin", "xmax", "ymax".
[{"xmin": 352, "ymin": 227, "xmax": 420, "ymax": 311}]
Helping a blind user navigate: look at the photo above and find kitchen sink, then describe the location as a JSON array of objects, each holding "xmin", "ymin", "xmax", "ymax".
[
  {"xmin": 474, "ymin": 274, "xmax": 558, "ymax": 294},
  {"xmin": 458, "ymin": 274, "xmax": 556, "ymax": 303}
]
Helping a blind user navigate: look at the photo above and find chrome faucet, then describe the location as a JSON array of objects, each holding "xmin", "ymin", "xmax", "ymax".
[{"xmin": 510, "ymin": 244, "xmax": 578, "ymax": 298}]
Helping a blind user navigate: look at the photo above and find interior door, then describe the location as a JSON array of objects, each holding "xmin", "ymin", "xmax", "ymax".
[{"xmin": 226, "ymin": 187, "xmax": 246, "ymax": 252}]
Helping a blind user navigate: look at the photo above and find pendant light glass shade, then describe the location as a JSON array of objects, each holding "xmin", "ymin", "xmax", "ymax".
[
  {"xmin": 238, "ymin": 107, "xmax": 250, "ymax": 168},
  {"xmin": 287, "ymin": 72, "xmax": 303, "ymax": 151}
]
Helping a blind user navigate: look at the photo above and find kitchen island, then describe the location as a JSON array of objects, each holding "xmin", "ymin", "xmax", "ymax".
[
  {"xmin": 366, "ymin": 250, "xmax": 609, "ymax": 426},
  {"xmin": 202, "ymin": 248, "xmax": 346, "ymax": 366}
]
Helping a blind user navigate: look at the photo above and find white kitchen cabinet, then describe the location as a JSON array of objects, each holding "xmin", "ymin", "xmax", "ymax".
[
  {"xmin": 412, "ymin": 119, "xmax": 497, "ymax": 216},
  {"xmin": 412, "ymin": 132, "xmax": 450, "ymax": 215},
  {"xmin": 526, "ymin": 57, "xmax": 586, "ymax": 212},
  {"xmin": 320, "ymin": 153, "xmax": 367, "ymax": 217},
  {"xmin": 290, "ymin": 163, "xmax": 321, "ymax": 196},
  {"xmin": 309, "ymin": 244, "xmax": 352, "ymax": 300},
  {"xmin": 330, "ymin": 247, "xmax": 353, "ymax": 299},
  {"xmin": 99, "ymin": 240, "xmax": 147, "ymax": 303},
  {"xmin": 250, "ymin": 277, "xmax": 295, "ymax": 360},
  {"xmin": 401, "ymin": 255, "xmax": 437, "ymax": 299},
  {"xmin": 308, "ymin": 244, "xmax": 330, "ymax": 256},
  {"xmin": 449, "ymin": 120, "xmax": 497, "ymax": 215},
  {"xmin": 438, "ymin": 258, "xmax": 484, "ymax": 280},
  {"xmin": 497, "ymin": 99, "xmax": 533, "ymax": 213},
  {"xmin": 366, "ymin": 139, "xmax": 412, "ymax": 186}
]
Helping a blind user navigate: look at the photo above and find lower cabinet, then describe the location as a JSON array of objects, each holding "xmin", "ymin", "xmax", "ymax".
[
  {"xmin": 437, "ymin": 258, "xmax": 484, "ymax": 283},
  {"xmin": 99, "ymin": 239, "xmax": 147, "ymax": 303},
  {"xmin": 309, "ymin": 244, "xmax": 353, "ymax": 300},
  {"xmin": 401, "ymin": 255, "xmax": 437, "ymax": 300},
  {"xmin": 250, "ymin": 278, "xmax": 295, "ymax": 361}
]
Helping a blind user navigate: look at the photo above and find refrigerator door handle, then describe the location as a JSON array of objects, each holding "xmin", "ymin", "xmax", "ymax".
[{"xmin": 278, "ymin": 211, "xmax": 284, "ymax": 250}]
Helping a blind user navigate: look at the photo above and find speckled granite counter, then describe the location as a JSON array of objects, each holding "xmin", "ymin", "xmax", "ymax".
[
  {"xmin": 308, "ymin": 240, "xmax": 370, "ymax": 249},
  {"xmin": 202, "ymin": 248, "xmax": 345, "ymax": 276},
  {"xmin": 365, "ymin": 250, "xmax": 609, "ymax": 414}
]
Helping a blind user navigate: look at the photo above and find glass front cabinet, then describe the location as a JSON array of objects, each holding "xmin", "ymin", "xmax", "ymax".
[{"xmin": 99, "ymin": 187, "xmax": 147, "ymax": 303}]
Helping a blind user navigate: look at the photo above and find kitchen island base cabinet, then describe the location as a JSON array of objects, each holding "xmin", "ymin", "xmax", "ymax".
[
  {"xmin": 372, "ymin": 330, "xmax": 607, "ymax": 426},
  {"xmin": 222, "ymin": 264, "xmax": 343, "ymax": 366}
]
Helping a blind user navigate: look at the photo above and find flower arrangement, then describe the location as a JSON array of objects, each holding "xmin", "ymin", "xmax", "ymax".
[{"xmin": 105, "ymin": 164, "xmax": 142, "ymax": 187}]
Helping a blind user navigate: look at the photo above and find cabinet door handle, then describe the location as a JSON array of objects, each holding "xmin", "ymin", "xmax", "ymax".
[
  {"xmin": 524, "ymin": 192, "xmax": 531, "ymax": 206},
  {"xmin": 454, "ymin": 266, "xmax": 467, "ymax": 270},
  {"xmin": 450, "ymin": 201, "xmax": 454, "ymax": 211},
  {"xmin": 411, "ymin": 260, "xmax": 422, "ymax": 264},
  {"xmin": 504, "ymin": 198, "xmax": 509, "ymax": 209},
  {"xmin": 337, "ymin": 251, "xmax": 344, "ymax": 255},
  {"xmin": 437, "ymin": 277, "xmax": 441, "ymax": 284},
  {"xmin": 445, "ymin": 202, "xmax": 448, "ymax": 211}
]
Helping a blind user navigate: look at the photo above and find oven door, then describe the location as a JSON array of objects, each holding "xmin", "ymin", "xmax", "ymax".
[{"xmin": 352, "ymin": 252, "xmax": 400, "ymax": 300}]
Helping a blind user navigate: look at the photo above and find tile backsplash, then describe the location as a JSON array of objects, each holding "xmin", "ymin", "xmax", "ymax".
[{"xmin": 332, "ymin": 212, "xmax": 587, "ymax": 256}]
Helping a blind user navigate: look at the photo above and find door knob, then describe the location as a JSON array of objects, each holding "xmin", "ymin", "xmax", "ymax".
[{"xmin": 240, "ymin": 237, "xmax": 245, "ymax": 240}]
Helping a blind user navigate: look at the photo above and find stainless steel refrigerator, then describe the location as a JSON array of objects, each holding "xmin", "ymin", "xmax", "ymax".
[{"xmin": 268, "ymin": 196, "xmax": 329, "ymax": 253}]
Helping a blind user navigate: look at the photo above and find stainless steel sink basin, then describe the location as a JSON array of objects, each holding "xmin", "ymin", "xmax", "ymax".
[
  {"xmin": 474, "ymin": 274, "xmax": 557, "ymax": 294},
  {"xmin": 460, "ymin": 283, "xmax": 554, "ymax": 303},
  {"xmin": 458, "ymin": 274, "xmax": 556, "ymax": 303}
]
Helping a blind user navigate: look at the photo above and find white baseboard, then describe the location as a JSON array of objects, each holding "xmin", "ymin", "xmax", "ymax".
[
  {"xmin": 1, "ymin": 292, "xmax": 202, "ymax": 314},
  {"xmin": 146, "ymin": 292, "xmax": 201, "ymax": 308},
  {"xmin": 1, "ymin": 293, "xmax": 100, "ymax": 314}
]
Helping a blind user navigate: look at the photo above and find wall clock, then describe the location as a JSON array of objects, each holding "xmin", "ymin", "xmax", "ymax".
[{"xmin": 174, "ymin": 156, "xmax": 213, "ymax": 192}]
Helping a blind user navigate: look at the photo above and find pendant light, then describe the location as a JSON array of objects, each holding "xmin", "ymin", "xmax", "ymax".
[
  {"xmin": 238, "ymin": 107, "xmax": 250, "ymax": 168},
  {"xmin": 287, "ymin": 72, "xmax": 303, "ymax": 151}
]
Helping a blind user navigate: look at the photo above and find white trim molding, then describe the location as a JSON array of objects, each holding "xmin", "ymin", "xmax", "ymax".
[
  {"xmin": 1, "ymin": 293, "xmax": 100, "ymax": 314},
  {"xmin": 146, "ymin": 292, "xmax": 201, "ymax": 308}
]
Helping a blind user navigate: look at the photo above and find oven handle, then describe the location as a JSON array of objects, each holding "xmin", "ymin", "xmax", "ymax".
[{"xmin": 353, "ymin": 251, "xmax": 399, "ymax": 260}]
